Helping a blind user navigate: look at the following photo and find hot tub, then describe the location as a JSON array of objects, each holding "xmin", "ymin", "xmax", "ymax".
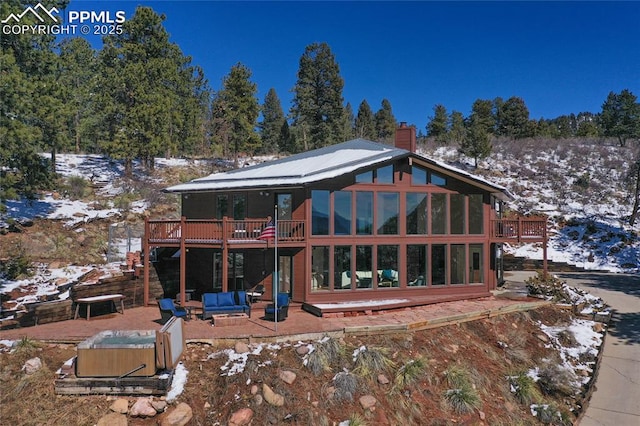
[{"xmin": 76, "ymin": 330, "xmax": 157, "ymax": 377}]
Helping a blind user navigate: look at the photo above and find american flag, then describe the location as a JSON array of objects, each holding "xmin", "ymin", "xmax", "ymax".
[{"xmin": 258, "ymin": 223, "xmax": 276, "ymax": 240}]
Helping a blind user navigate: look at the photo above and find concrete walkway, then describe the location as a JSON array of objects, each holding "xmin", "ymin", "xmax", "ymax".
[{"xmin": 555, "ymin": 272, "xmax": 640, "ymax": 426}]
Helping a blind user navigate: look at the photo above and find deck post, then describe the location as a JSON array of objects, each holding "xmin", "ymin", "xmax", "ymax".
[
  {"xmin": 179, "ymin": 216, "xmax": 186, "ymax": 306},
  {"xmin": 143, "ymin": 217, "xmax": 150, "ymax": 306},
  {"xmin": 221, "ymin": 216, "xmax": 229, "ymax": 292}
]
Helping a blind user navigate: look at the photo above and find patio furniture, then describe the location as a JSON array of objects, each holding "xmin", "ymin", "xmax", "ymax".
[
  {"xmin": 264, "ymin": 292, "xmax": 289, "ymax": 322},
  {"xmin": 157, "ymin": 298, "xmax": 188, "ymax": 323},
  {"xmin": 74, "ymin": 294, "xmax": 125, "ymax": 320},
  {"xmin": 201, "ymin": 291, "xmax": 251, "ymax": 320},
  {"xmin": 247, "ymin": 284, "xmax": 265, "ymax": 303}
]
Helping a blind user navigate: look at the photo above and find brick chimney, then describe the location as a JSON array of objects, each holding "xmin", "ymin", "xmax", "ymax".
[{"xmin": 395, "ymin": 122, "xmax": 416, "ymax": 152}]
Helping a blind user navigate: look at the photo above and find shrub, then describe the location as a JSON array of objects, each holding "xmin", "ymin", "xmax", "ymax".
[
  {"xmin": 394, "ymin": 356, "xmax": 427, "ymax": 390},
  {"xmin": 0, "ymin": 243, "xmax": 32, "ymax": 280},
  {"xmin": 333, "ymin": 370, "xmax": 358, "ymax": 401},
  {"xmin": 508, "ymin": 372, "xmax": 541, "ymax": 405},
  {"xmin": 65, "ymin": 175, "xmax": 89, "ymax": 200},
  {"xmin": 443, "ymin": 365, "xmax": 481, "ymax": 414},
  {"xmin": 305, "ymin": 337, "xmax": 343, "ymax": 376},
  {"xmin": 352, "ymin": 346, "xmax": 395, "ymax": 379},
  {"xmin": 537, "ymin": 363, "xmax": 577, "ymax": 397}
]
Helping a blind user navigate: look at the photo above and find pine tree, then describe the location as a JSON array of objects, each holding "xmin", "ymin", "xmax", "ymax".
[
  {"xmin": 291, "ymin": 42, "xmax": 345, "ymax": 150},
  {"xmin": 448, "ymin": 111, "xmax": 466, "ymax": 144},
  {"xmin": 355, "ymin": 100, "xmax": 376, "ymax": 139},
  {"xmin": 427, "ymin": 104, "xmax": 448, "ymax": 143},
  {"xmin": 96, "ymin": 6, "xmax": 208, "ymax": 174},
  {"xmin": 214, "ymin": 63, "xmax": 260, "ymax": 165},
  {"xmin": 260, "ymin": 88, "xmax": 285, "ymax": 154},
  {"xmin": 59, "ymin": 38, "xmax": 98, "ymax": 153},
  {"xmin": 601, "ymin": 89, "xmax": 640, "ymax": 147},
  {"xmin": 460, "ymin": 100, "xmax": 494, "ymax": 167},
  {"xmin": 343, "ymin": 102, "xmax": 355, "ymax": 140},
  {"xmin": 497, "ymin": 96, "xmax": 531, "ymax": 139},
  {"xmin": 374, "ymin": 99, "xmax": 396, "ymax": 144}
]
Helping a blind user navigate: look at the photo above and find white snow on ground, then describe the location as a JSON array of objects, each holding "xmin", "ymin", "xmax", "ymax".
[{"xmin": 165, "ymin": 362, "xmax": 188, "ymax": 403}]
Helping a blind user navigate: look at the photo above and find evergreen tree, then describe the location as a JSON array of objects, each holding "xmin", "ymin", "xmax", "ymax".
[
  {"xmin": 343, "ymin": 102, "xmax": 355, "ymax": 140},
  {"xmin": 291, "ymin": 42, "xmax": 345, "ymax": 150},
  {"xmin": 601, "ymin": 89, "xmax": 640, "ymax": 147},
  {"xmin": 448, "ymin": 111, "xmax": 466, "ymax": 144},
  {"xmin": 354, "ymin": 100, "xmax": 376, "ymax": 139},
  {"xmin": 260, "ymin": 88, "xmax": 285, "ymax": 154},
  {"xmin": 374, "ymin": 99, "xmax": 396, "ymax": 143},
  {"xmin": 96, "ymin": 6, "xmax": 207, "ymax": 174},
  {"xmin": 498, "ymin": 96, "xmax": 531, "ymax": 139},
  {"xmin": 214, "ymin": 63, "xmax": 260, "ymax": 165},
  {"xmin": 59, "ymin": 38, "xmax": 99, "ymax": 153},
  {"xmin": 426, "ymin": 104, "xmax": 448, "ymax": 143},
  {"xmin": 0, "ymin": 0, "xmax": 67, "ymax": 202},
  {"xmin": 460, "ymin": 100, "xmax": 494, "ymax": 167}
]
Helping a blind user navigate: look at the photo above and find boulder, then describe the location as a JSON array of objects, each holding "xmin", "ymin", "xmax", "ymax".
[
  {"xmin": 96, "ymin": 412, "xmax": 127, "ymax": 426},
  {"xmin": 262, "ymin": 384, "xmax": 284, "ymax": 406},
  {"xmin": 109, "ymin": 398, "xmax": 129, "ymax": 414},
  {"xmin": 160, "ymin": 403, "xmax": 193, "ymax": 426},
  {"xmin": 229, "ymin": 407, "xmax": 254, "ymax": 426}
]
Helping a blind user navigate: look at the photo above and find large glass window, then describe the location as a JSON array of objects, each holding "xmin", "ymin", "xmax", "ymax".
[
  {"xmin": 450, "ymin": 194, "xmax": 466, "ymax": 234},
  {"xmin": 377, "ymin": 192, "xmax": 399, "ymax": 234},
  {"xmin": 277, "ymin": 193, "xmax": 292, "ymax": 220},
  {"xmin": 334, "ymin": 191, "xmax": 352, "ymax": 235},
  {"xmin": 450, "ymin": 244, "xmax": 466, "ymax": 285},
  {"xmin": 377, "ymin": 165, "xmax": 394, "ymax": 184},
  {"xmin": 432, "ymin": 244, "xmax": 446, "ymax": 285},
  {"xmin": 412, "ymin": 165, "xmax": 428, "ymax": 185},
  {"xmin": 377, "ymin": 245, "xmax": 399, "ymax": 287},
  {"xmin": 469, "ymin": 244, "xmax": 483, "ymax": 283},
  {"xmin": 216, "ymin": 195, "xmax": 228, "ymax": 219},
  {"xmin": 406, "ymin": 193, "xmax": 427, "ymax": 234},
  {"xmin": 407, "ymin": 245, "xmax": 427, "ymax": 286},
  {"xmin": 430, "ymin": 172, "xmax": 447, "ymax": 186},
  {"xmin": 311, "ymin": 190, "xmax": 330, "ymax": 235},
  {"xmin": 233, "ymin": 194, "xmax": 246, "ymax": 220},
  {"xmin": 431, "ymin": 193, "xmax": 447, "ymax": 234},
  {"xmin": 355, "ymin": 170, "xmax": 373, "ymax": 183},
  {"xmin": 356, "ymin": 191, "xmax": 373, "ymax": 235},
  {"xmin": 334, "ymin": 246, "xmax": 352, "ymax": 290},
  {"xmin": 311, "ymin": 246, "xmax": 329, "ymax": 292},
  {"xmin": 469, "ymin": 194, "xmax": 484, "ymax": 234},
  {"xmin": 355, "ymin": 246, "xmax": 373, "ymax": 289}
]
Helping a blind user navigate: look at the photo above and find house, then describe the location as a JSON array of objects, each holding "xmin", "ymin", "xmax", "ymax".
[{"xmin": 142, "ymin": 124, "xmax": 547, "ymax": 315}]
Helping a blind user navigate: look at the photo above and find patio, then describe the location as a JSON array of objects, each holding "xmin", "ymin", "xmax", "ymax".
[{"xmin": 0, "ymin": 296, "xmax": 549, "ymax": 344}]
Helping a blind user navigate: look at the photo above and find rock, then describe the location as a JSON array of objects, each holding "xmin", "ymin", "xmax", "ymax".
[
  {"xmin": 311, "ymin": 401, "xmax": 319, "ymax": 408},
  {"xmin": 296, "ymin": 345, "xmax": 310, "ymax": 355},
  {"xmin": 479, "ymin": 410, "xmax": 486, "ymax": 420},
  {"xmin": 377, "ymin": 374, "xmax": 390, "ymax": 385},
  {"xmin": 22, "ymin": 357, "xmax": 42, "ymax": 375},
  {"xmin": 324, "ymin": 386, "xmax": 336, "ymax": 399},
  {"xmin": 359, "ymin": 395, "xmax": 377, "ymax": 410},
  {"xmin": 262, "ymin": 384, "xmax": 285, "ymax": 406},
  {"xmin": 593, "ymin": 322, "xmax": 604, "ymax": 333},
  {"xmin": 253, "ymin": 394, "xmax": 263, "ymax": 406},
  {"xmin": 537, "ymin": 334, "xmax": 549, "ymax": 343},
  {"xmin": 109, "ymin": 398, "xmax": 129, "ymax": 414},
  {"xmin": 160, "ymin": 402, "xmax": 193, "ymax": 426},
  {"xmin": 235, "ymin": 341, "xmax": 250, "ymax": 354},
  {"xmin": 96, "ymin": 412, "xmax": 128, "ymax": 426},
  {"xmin": 229, "ymin": 407, "xmax": 254, "ymax": 426},
  {"xmin": 250, "ymin": 384, "xmax": 259, "ymax": 395},
  {"xmin": 279, "ymin": 370, "xmax": 297, "ymax": 384},
  {"xmin": 130, "ymin": 398, "xmax": 157, "ymax": 417},
  {"xmin": 151, "ymin": 399, "xmax": 168, "ymax": 413}
]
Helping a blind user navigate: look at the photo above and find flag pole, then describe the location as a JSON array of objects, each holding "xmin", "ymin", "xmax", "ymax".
[{"xmin": 274, "ymin": 204, "xmax": 279, "ymax": 330}]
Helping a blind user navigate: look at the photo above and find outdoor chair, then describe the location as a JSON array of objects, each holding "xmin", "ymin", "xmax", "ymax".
[
  {"xmin": 247, "ymin": 284, "xmax": 265, "ymax": 303},
  {"xmin": 158, "ymin": 298, "xmax": 188, "ymax": 323},
  {"xmin": 264, "ymin": 292, "xmax": 289, "ymax": 321}
]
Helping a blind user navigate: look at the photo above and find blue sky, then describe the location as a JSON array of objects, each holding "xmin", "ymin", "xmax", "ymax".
[{"xmin": 68, "ymin": 1, "xmax": 639, "ymax": 129}]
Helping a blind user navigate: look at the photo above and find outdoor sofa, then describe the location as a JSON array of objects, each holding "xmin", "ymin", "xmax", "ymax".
[{"xmin": 201, "ymin": 291, "xmax": 251, "ymax": 319}]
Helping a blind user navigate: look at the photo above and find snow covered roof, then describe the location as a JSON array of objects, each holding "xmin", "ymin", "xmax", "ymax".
[{"xmin": 164, "ymin": 138, "xmax": 511, "ymax": 199}]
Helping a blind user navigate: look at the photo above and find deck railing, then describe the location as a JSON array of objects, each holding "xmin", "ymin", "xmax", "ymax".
[
  {"xmin": 147, "ymin": 217, "xmax": 306, "ymax": 245},
  {"xmin": 490, "ymin": 217, "xmax": 547, "ymax": 242}
]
